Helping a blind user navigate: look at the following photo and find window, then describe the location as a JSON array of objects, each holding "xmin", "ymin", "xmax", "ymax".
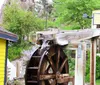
[{"xmin": 97, "ymin": 25, "xmax": 100, "ymax": 28}]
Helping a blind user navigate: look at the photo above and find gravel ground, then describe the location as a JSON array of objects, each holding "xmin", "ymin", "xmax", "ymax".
[{"xmin": 7, "ymin": 78, "xmax": 25, "ymax": 85}]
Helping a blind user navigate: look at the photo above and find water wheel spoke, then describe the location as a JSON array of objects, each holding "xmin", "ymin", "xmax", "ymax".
[
  {"xmin": 45, "ymin": 65, "xmax": 51, "ymax": 73},
  {"xmin": 59, "ymin": 58, "xmax": 68, "ymax": 72},
  {"xmin": 45, "ymin": 80, "xmax": 51, "ymax": 85},
  {"xmin": 56, "ymin": 47, "xmax": 60, "ymax": 70},
  {"xmin": 48, "ymin": 53, "xmax": 55, "ymax": 59},
  {"xmin": 47, "ymin": 58, "xmax": 56, "ymax": 73},
  {"xmin": 39, "ymin": 74, "xmax": 56, "ymax": 80},
  {"xmin": 50, "ymin": 79, "xmax": 56, "ymax": 85},
  {"xmin": 41, "ymin": 81, "xmax": 45, "ymax": 85}
]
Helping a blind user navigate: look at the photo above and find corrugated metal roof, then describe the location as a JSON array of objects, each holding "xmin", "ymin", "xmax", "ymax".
[{"xmin": 0, "ymin": 27, "xmax": 18, "ymax": 42}]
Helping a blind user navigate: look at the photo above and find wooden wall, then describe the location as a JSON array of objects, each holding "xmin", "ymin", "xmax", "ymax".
[{"xmin": 0, "ymin": 39, "xmax": 6, "ymax": 85}]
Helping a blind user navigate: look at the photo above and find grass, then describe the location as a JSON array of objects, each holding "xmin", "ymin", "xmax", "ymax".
[{"xmin": 96, "ymin": 79, "xmax": 100, "ymax": 85}]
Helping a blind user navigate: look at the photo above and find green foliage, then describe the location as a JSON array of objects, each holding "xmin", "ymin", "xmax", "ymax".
[
  {"xmin": 8, "ymin": 41, "xmax": 32, "ymax": 61},
  {"xmin": 8, "ymin": 44, "xmax": 23, "ymax": 61},
  {"xmin": 3, "ymin": 2, "xmax": 44, "ymax": 44},
  {"xmin": 85, "ymin": 51, "xmax": 90, "ymax": 82},
  {"xmin": 62, "ymin": 23, "xmax": 80, "ymax": 30},
  {"xmin": 96, "ymin": 56, "xmax": 100, "ymax": 79},
  {"xmin": 85, "ymin": 51, "xmax": 100, "ymax": 82},
  {"xmin": 64, "ymin": 49, "xmax": 75, "ymax": 76},
  {"xmin": 13, "ymin": 80, "xmax": 22, "ymax": 85},
  {"xmin": 2, "ymin": 1, "xmax": 45, "ymax": 60},
  {"xmin": 52, "ymin": 0, "xmax": 100, "ymax": 29},
  {"xmin": 96, "ymin": 79, "xmax": 100, "ymax": 85}
]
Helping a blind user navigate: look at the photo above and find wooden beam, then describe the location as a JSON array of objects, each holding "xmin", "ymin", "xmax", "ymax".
[
  {"xmin": 75, "ymin": 42, "xmax": 86, "ymax": 85},
  {"xmin": 56, "ymin": 29, "xmax": 100, "ymax": 44},
  {"xmin": 39, "ymin": 74, "xmax": 56, "ymax": 80},
  {"xmin": 90, "ymin": 38, "xmax": 97, "ymax": 85},
  {"xmin": 37, "ymin": 29, "xmax": 100, "ymax": 43}
]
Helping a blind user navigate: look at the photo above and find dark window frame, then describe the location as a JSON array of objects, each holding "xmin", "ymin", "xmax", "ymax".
[{"xmin": 97, "ymin": 24, "xmax": 100, "ymax": 28}]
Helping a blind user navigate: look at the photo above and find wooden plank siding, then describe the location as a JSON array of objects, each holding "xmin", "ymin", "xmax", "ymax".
[{"xmin": 0, "ymin": 39, "xmax": 6, "ymax": 85}]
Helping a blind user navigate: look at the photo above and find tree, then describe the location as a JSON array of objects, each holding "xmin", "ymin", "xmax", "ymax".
[
  {"xmin": 2, "ymin": 1, "xmax": 45, "ymax": 61},
  {"xmin": 3, "ymin": 2, "xmax": 44, "ymax": 44},
  {"xmin": 53, "ymin": 0, "xmax": 100, "ymax": 29}
]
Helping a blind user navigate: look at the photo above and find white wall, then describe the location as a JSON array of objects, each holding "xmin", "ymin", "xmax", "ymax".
[{"xmin": 7, "ymin": 59, "xmax": 16, "ymax": 80}]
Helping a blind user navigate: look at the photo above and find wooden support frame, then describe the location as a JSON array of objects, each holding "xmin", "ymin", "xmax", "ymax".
[
  {"xmin": 75, "ymin": 42, "xmax": 86, "ymax": 85},
  {"xmin": 90, "ymin": 38, "xmax": 97, "ymax": 85},
  {"xmin": 69, "ymin": 38, "xmax": 97, "ymax": 85},
  {"xmin": 35, "ymin": 28, "xmax": 100, "ymax": 85}
]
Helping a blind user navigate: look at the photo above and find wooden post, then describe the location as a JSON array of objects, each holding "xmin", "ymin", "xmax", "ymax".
[
  {"xmin": 75, "ymin": 42, "xmax": 86, "ymax": 85},
  {"xmin": 90, "ymin": 38, "xmax": 97, "ymax": 85},
  {"xmin": 16, "ymin": 62, "xmax": 20, "ymax": 78}
]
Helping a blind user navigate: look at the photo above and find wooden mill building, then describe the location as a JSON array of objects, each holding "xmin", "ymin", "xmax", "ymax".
[{"xmin": 0, "ymin": 27, "xmax": 17, "ymax": 85}]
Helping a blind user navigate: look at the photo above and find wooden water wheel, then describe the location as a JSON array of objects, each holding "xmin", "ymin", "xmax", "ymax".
[{"xmin": 25, "ymin": 45, "xmax": 70, "ymax": 85}]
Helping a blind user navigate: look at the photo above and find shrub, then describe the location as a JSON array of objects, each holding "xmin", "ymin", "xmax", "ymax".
[{"xmin": 85, "ymin": 51, "xmax": 100, "ymax": 82}]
